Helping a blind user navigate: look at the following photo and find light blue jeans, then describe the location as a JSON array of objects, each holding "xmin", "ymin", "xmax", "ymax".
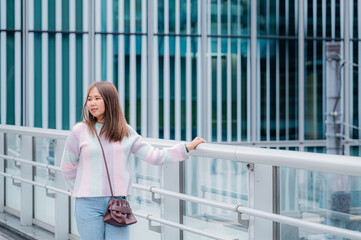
[{"xmin": 75, "ymin": 196, "xmax": 130, "ymax": 240}]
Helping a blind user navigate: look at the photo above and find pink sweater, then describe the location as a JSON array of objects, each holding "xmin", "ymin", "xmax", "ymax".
[{"xmin": 61, "ymin": 122, "xmax": 189, "ymax": 197}]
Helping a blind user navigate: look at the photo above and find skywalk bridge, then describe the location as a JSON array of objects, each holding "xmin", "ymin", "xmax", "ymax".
[{"xmin": 0, "ymin": 125, "xmax": 361, "ymax": 240}]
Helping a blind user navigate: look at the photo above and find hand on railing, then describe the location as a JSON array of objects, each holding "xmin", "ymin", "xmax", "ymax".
[{"xmin": 186, "ymin": 137, "xmax": 207, "ymax": 151}]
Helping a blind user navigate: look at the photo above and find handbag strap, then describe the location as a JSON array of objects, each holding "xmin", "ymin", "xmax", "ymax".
[{"xmin": 95, "ymin": 128, "xmax": 114, "ymax": 199}]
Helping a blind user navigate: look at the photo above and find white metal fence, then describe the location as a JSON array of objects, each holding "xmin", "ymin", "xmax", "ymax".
[{"xmin": 0, "ymin": 124, "xmax": 361, "ymax": 240}]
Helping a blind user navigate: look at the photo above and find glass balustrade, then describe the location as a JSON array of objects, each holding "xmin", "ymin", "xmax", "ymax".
[
  {"xmin": 183, "ymin": 156, "xmax": 249, "ymax": 240},
  {"xmin": 33, "ymin": 137, "xmax": 56, "ymax": 227},
  {"xmin": 5, "ymin": 133, "xmax": 21, "ymax": 212}
]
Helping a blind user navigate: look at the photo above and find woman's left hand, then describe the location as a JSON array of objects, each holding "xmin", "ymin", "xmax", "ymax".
[{"xmin": 186, "ymin": 137, "xmax": 207, "ymax": 151}]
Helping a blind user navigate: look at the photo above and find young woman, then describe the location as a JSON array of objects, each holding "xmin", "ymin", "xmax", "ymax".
[{"xmin": 61, "ymin": 81, "xmax": 206, "ymax": 240}]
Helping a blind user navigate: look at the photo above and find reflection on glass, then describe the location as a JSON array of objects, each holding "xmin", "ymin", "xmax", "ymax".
[
  {"xmin": 130, "ymin": 156, "xmax": 161, "ymax": 240},
  {"xmin": 33, "ymin": 137, "xmax": 55, "ymax": 226},
  {"xmin": 279, "ymin": 167, "xmax": 361, "ymax": 239},
  {"xmin": 5, "ymin": 134, "xmax": 21, "ymax": 212},
  {"xmin": 183, "ymin": 157, "xmax": 248, "ymax": 240}
]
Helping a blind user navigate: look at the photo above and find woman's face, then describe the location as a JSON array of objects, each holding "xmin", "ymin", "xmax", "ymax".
[{"xmin": 87, "ymin": 87, "xmax": 105, "ymax": 123}]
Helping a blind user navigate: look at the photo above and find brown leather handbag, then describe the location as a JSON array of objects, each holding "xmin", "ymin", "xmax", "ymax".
[{"xmin": 95, "ymin": 131, "xmax": 137, "ymax": 227}]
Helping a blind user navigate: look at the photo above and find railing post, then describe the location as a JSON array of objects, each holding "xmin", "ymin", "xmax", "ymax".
[
  {"xmin": 54, "ymin": 139, "xmax": 69, "ymax": 240},
  {"xmin": 162, "ymin": 164, "xmax": 180, "ymax": 240},
  {"xmin": 20, "ymin": 135, "xmax": 33, "ymax": 225},
  {"xmin": 0, "ymin": 132, "xmax": 4, "ymax": 212},
  {"xmin": 249, "ymin": 164, "xmax": 274, "ymax": 240}
]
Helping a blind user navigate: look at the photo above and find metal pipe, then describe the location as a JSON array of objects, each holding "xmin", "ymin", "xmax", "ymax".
[
  {"xmin": 0, "ymin": 172, "xmax": 70, "ymax": 196},
  {"xmin": 133, "ymin": 184, "xmax": 237, "ymax": 211},
  {"xmin": 0, "ymin": 154, "xmax": 61, "ymax": 171},
  {"xmin": 237, "ymin": 206, "xmax": 361, "ymax": 240},
  {"xmin": 134, "ymin": 212, "xmax": 232, "ymax": 240}
]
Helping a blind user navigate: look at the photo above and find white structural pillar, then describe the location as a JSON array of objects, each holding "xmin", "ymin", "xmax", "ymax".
[
  {"xmin": 249, "ymin": 0, "xmax": 274, "ymax": 239},
  {"xmin": 20, "ymin": 135, "xmax": 33, "ymax": 226},
  {"xmin": 325, "ymin": 43, "xmax": 342, "ymax": 155}
]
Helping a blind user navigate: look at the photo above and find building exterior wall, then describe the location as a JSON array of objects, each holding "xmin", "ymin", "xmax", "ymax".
[{"xmin": 1, "ymin": 0, "xmax": 361, "ymax": 154}]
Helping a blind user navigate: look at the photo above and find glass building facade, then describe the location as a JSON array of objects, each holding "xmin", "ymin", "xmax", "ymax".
[{"xmin": 1, "ymin": 0, "xmax": 361, "ymax": 152}]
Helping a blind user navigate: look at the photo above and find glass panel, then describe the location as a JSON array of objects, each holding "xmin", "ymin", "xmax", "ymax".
[
  {"xmin": 259, "ymin": 0, "xmax": 297, "ymax": 36},
  {"xmin": 279, "ymin": 167, "xmax": 361, "ymax": 239},
  {"xmin": 33, "ymin": 137, "xmax": 55, "ymax": 226},
  {"xmin": 183, "ymin": 156, "xmax": 248, "ymax": 240},
  {"xmin": 304, "ymin": 40, "xmax": 324, "ymax": 140},
  {"xmin": 209, "ymin": 0, "xmax": 250, "ymax": 36},
  {"xmin": 129, "ymin": 155, "xmax": 161, "ymax": 240},
  {"xmin": 5, "ymin": 133, "xmax": 21, "ymax": 211}
]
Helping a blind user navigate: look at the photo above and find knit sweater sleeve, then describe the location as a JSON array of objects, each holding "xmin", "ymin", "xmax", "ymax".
[
  {"xmin": 129, "ymin": 126, "xmax": 189, "ymax": 165},
  {"xmin": 60, "ymin": 124, "xmax": 81, "ymax": 193}
]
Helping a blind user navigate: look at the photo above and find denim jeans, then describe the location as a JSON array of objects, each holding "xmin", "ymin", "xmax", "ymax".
[{"xmin": 75, "ymin": 196, "xmax": 130, "ymax": 240}]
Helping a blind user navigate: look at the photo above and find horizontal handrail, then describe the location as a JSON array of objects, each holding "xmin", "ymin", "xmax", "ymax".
[
  {"xmin": 0, "ymin": 172, "xmax": 70, "ymax": 196},
  {"xmin": 1, "ymin": 125, "xmax": 361, "ymax": 177},
  {"xmin": 0, "ymin": 125, "xmax": 69, "ymax": 139},
  {"xmin": 134, "ymin": 212, "xmax": 233, "ymax": 240},
  {"xmin": 236, "ymin": 206, "xmax": 361, "ymax": 240},
  {"xmin": 133, "ymin": 184, "xmax": 361, "ymax": 240},
  {"xmin": 0, "ymin": 154, "xmax": 61, "ymax": 171}
]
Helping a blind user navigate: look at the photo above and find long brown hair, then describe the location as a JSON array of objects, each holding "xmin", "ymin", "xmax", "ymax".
[{"xmin": 82, "ymin": 82, "xmax": 129, "ymax": 142}]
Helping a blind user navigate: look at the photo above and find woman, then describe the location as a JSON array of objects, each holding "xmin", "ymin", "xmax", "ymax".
[{"xmin": 60, "ymin": 81, "xmax": 206, "ymax": 240}]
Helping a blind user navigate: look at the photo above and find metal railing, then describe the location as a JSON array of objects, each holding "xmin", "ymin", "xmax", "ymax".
[{"xmin": 0, "ymin": 124, "xmax": 361, "ymax": 240}]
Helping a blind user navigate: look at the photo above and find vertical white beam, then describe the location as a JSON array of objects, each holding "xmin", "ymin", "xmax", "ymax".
[
  {"xmin": 95, "ymin": 0, "xmax": 101, "ymax": 82},
  {"xmin": 69, "ymin": 0, "xmax": 76, "ymax": 127},
  {"xmin": 83, "ymin": 0, "xmax": 89, "ymax": 101},
  {"xmin": 107, "ymin": 0, "xmax": 113, "ymax": 83},
  {"xmin": 15, "ymin": 0, "xmax": 21, "ymax": 126},
  {"xmin": 251, "ymin": 0, "xmax": 257, "ymax": 142},
  {"xmin": 175, "ymin": 0, "xmax": 181, "ymax": 140},
  {"xmin": 42, "ymin": 0, "xmax": 48, "ymax": 129},
  {"xmin": 55, "ymin": 0, "xmax": 62, "ymax": 129},
  {"xmin": 247, "ymin": 40, "xmax": 251, "ymax": 142},
  {"xmin": 299, "ymin": 0, "xmax": 305, "ymax": 150},
  {"xmin": 237, "ymin": 0, "xmax": 242, "ymax": 142},
  {"xmin": 141, "ymin": 0, "xmax": 148, "ymax": 136},
  {"xmin": 313, "ymin": 0, "xmax": 317, "ymax": 139},
  {"xmin": 217, "ymin": 0, "xmax": 222, "ymax": 142},
  {"xmin": 22, "ymin": 0, "xmax": 29, "ymax": 126},
  {"xmin": 163, "ymin": 3, "xmax": 181, "ymax": 237},
  {"xmin": 186, "ymin": 0, "xmax": 192, "ymax": 141},
  {"xmin": 331, "ymin": 0, "xmax": 335, "ymax": 39},
  {"xmin": 1, "ymin": 0, "xmax": 7, "ymax": 125},
  {"xmin": 344, "ymin": 0, "xmax": 350, "ymax": 155},
  {"xmin": 118, "ymin": 0, "xmax": 125, "ymax": 110},
  {"xmin": 150, "ymin": 0, "xmax": 159, "ymax": 138},
  {"xmin": 130, "ymin": 0, "xmax": 136, "ymax": 128},
  {"xmin": 285, "ymin": 0, "xmax": 289, "ymax": 140},
  {"xmin": 321, "ymin": 0, "xmax": 326, "ymax": 147},
  {"xmin": 356, "ymin": 0, "xmax": 361, "ymax": 144},
  {"xmin": 206, "ymin": 0, "xmax": 212, "ymax": 141},
  {"xmin": 266, "ymin": 0, "xmax": 270, "ymax": 141},
  {"xmin": 29, "ymin": 0, "xmax": 35, "ymax": 127},
  {"xmin": 227, "ymin": 0, "xmax": 232, "ymax": 142},
  {"xmin": 276, "ymin": 0, "xmax": 280, "ymax": 141},
  {"xmin": 256, "ymin": 42, "xmax": 261, "ymax": 139},
  {"xmin": 340, "ymin": 0, "xmax": 344, "ymax": 39},
  {"xmin": 164, "ymin": 0, "xmax": 170, "ymax": 139},
  {"xmin": 197, "ymin": 0, "xmax": 203, "ymax": 137}
]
